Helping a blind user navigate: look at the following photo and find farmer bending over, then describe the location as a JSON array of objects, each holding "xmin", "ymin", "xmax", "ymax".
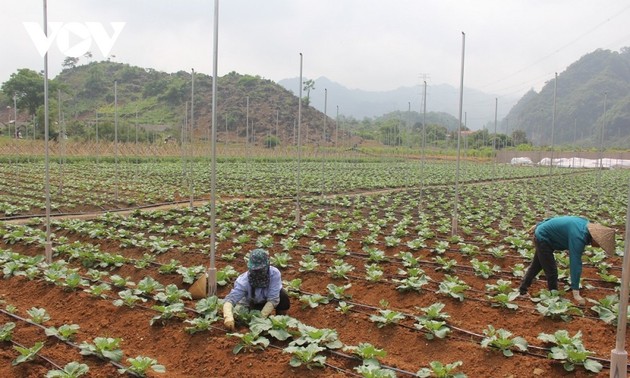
[
  {"xmin": 223, "ymin": 248, "xmax": 290, "ymax": 330},
  {"xmin": 518, "ymin": 216, "xmax": 615, "ymax": 305}
]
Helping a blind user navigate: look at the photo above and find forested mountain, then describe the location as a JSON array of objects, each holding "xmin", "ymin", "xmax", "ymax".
[
  {"xmin": 5, "ymin": 47, "xmax": 629, "ymax": 148},
  {"xmin": 504, "ymin": 48, "xmax": 630, "ymax": 147},
  {"xmin": 1, "ymin": 61, "xmax": 335, "ymax": 144}
]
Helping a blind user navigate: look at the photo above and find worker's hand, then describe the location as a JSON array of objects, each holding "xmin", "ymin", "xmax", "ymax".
[
  {"xmin": 260, "ymin": 301, "xmax": 275, "ymax": 318},
  {"xmin": 223, "ymin": 302, "xmax": 235, "ymax": 330},
  {"xmin": 572, "ymin": 290, "xmax": 586, "ymax": 306}
]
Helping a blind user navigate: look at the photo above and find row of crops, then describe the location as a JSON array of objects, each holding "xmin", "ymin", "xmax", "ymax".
[
  {"xmin": 0, "ymin": 158, "xmax": 628, "ymax": 376},
  {"xmin": 0, "ymin": 155, "xmax": 563, "ymax": 218}
]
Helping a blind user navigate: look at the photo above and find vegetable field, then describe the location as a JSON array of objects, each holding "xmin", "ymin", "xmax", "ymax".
[{"xmin": 0, "ymin": 155, "xmax": 628, "ymax": 377}]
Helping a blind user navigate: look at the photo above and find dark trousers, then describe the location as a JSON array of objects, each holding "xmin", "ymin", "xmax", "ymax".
[
  {"xmin": 251, "ymin": 289, "xmax": 291, "ymax": 313},
  {"xmin": 519, "ymin": 238, "xmax": 558, "ymax": 294}
]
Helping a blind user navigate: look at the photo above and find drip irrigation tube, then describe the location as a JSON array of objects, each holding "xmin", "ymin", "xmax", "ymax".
[{"xmin": 0, "ymin": 308, "xmax": 138, "ymax": 376}]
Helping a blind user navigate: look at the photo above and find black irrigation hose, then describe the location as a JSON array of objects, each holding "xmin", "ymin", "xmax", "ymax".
[
  {"xmin": 0, "ymin": 168, "xmax": 590, "ymax": 223},
  {"xmin": 36, "ymin": 215, "xmax": 627, "ymax": 293},
  {"xmin": 295, "ymin": 290, "xmax": 627, "ymax": 372},
  {"xmin": 0, "ymin": 199, "xmax": 188, "ymax": 222},
  {"xmin": 264, "ymin": 342, "xmax": 364, "ymax": 377},
  {"xmin": 2, "ymin": 222, "xmax": 621, "ymax": 324},
  {"xmin": 7, "ymin": 339, "xmax": 63, "ymax": 370},
  {"xmin": 0, "ymin": 308, "xmax": 139, "ymax": 377},
  {"xmin": 0, "ymin": 271, "xmax": 385, "ymax": 377},
  {"xmin": 291, "ymin": 241, "xmax": 626, "ymax": 294},
  {"xmin": 32, "ymin": 226, "xmax": 620, "ymax": 326},
  {"xmin": 3, "ymin": 246, "xmax": 628, "ymax": 374},
  {"xmin": 326, "ymin": 348, "xmax": 419, "ymax": 377}
]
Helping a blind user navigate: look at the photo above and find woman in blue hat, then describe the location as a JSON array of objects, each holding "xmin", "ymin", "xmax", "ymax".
[{"xmin": 222, "ymin": 249, "xmax": 291, "ymax": 330}]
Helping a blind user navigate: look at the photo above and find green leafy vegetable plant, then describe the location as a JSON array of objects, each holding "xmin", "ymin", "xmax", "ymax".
[
  {"xmin": 0, "ymin": 322, "xmax": 16, "ymax": 341},
  {"xmin": 117, "ymin": 356, "xmax": 165, "ymax": 376},
  {"xmin": 45, "ymin": 324, "xmax": 80, "ymax": 341},
  {"xmin": 12, "ymin": 341, "xmax": 44, "ymax": 366},
  {"xmin": 153, "ymin": 284, "xmax": 192, "ymax": 304},
  {"xmin": 326, "ymin": 283, "xmax": 352, "ymax": 300},
  {"xmin": 437, "ymin": 275, "xmax": 469, "ymax": 301},
  {"xmin": 45, "ymin": 361, "xmax": 89, "ymax": 378},
  {"xmin": 249, "ymin": 315, "xmax": 299, "ymax": 341},
  {"xmin": 283, "ymin": 343, "xmax": 326, "ymax": 369},
  {"xmin": 27, "ymin": 307, "xmax": 51, "ymax": 324},
  {"xmin": 327, "ymin": 260, "xmax": 355, "ymax": 280},
  {"xmin": 150, "ymin": 303, "xmax": 187, "ymax": 326},
  {"xmin": 228, "ymin": 331, "xmax": 269, "ymax": 354},
  {"xmin": 299, "ymin": 293, "xmax": 329, "ymax": 309},
  {"xmin": 416, "ymin": 360, "xmax": 467, "ymax": 378},
  {"xmin": 79, "ymin": 337, "xmax": 123, "ymax": 362},
  {"xmin": 291, "ymin": 323, "xmax": 343, "ymax": 349},
  {"xmin": 533, "ymin": 290, "xmax": 582, "ymax": 321},
  {"xmin": 537, "ymin": 330, "xmax": 602, "ymax": 373},
  {"xmin": 480, "ymin": 325, "xmax": 527, "ymax": 357},
  {"xmin": 369, "ymin": 309, "xmax": 405, "ymax": 328}
]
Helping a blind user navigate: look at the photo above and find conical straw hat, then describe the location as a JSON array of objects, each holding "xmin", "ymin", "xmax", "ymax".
[
  {"xmin": 189, "ymin": 273, "xmax": 207, "ymax": 299},
  {"xmin": 587, "ymin": 223, "xmax": 615, "ymax": 256}
]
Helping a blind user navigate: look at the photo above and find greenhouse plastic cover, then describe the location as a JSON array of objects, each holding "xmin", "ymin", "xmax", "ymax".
[
  {"xmin": 513, "ymin": 157, "xmax": 630, "ymax": 168},
  {"xmin": 510, "ymin": 157, "xmax": 534, "ymax": 165}
]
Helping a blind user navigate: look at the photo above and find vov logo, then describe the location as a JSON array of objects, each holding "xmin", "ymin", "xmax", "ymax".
[{"xmin": 23, "ymin": 21, "xmax": 126, "ymax": 58}]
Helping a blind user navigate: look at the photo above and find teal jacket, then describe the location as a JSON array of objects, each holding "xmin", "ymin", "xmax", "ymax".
[{"xmin": 534, "ymin": 216, "xmax": 591, "ymax": 290}]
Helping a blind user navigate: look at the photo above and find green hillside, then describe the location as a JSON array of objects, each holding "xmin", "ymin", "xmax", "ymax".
[
  {"xmin": 1, "ymin": 61, "xmax": 335, "ymax": 145},
  {"xmin": 504, "ymin": 47, "xmax": 630, "ymax": 148}
]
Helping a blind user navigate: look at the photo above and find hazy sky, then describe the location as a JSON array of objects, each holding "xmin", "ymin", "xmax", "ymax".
[{"xmin": 2, "ymin": 0, "xmax": 630, "ymax": 101}]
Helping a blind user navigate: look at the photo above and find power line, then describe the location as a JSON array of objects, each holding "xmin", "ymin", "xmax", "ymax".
[{"xmin": 479, "ymin": 3, "xmax": 630, "ymax": 92}]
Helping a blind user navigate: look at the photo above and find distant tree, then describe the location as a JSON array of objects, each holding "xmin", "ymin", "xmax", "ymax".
[
  {"xmin": 425, "ymin": 124, "xmax": 448, "ymax": 145},
  {"xmin": 160, "ymin": 78, "xmax": 187, "ymax": 105},
  {"xmin": 83, "ymin": 51, "xmax": 93, "ymax": 62},
  {"xmin": 379, "ymin": 119, "xmax": 402, "ymax": 146},
  {"xmin": 34, "ymin": 100, "xmax": 60, "ymax": 139},
  {"xmin": 1, "ymin": 68, "xmax": 57, "ymax": 116},
  {"xmin": 82, "ymin": 67, "xmax": 107, "ymax": 97},
  {"xmin": 303, "ymin": 79, "xmax": 315, "ymax": 106},
  {"xmin": 469, "ymin": 129, "xmax": 490, "ymax": 148},
  {"xmin": 62, "ymin": 57, "xmax": 79, "ymax": 70},
  {"xmin": 264, "ymin": 135, "xmax": 280, "ymax": 148},
  {"xmin": 511, "ymin": 129, "xmax": 528, "ymax": 146},
  {"xmin": 66, "ymin": 119, "xmax": 88, "ymax": 140}
]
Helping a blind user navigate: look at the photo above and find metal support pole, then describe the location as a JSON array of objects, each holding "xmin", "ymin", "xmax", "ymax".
[
  {"xmin": 452, "ymin": 32, "xmax": 465, "ymax": 236},
  {"xmin": 295, "ymin": 53, "xmax": 303, "ymax": 224},
  {"xmin": 610, "ymin": 182, "xmax": 630, "ymax": 377},
  {"xmin": 549, "ymin": 73, "xmax": 557, "ymax": 177},
  {"xmin": 419, "ymin": 81, "xmax": 427, "ymax": 209},
  {"xmin": 321, "ymin": 88, "xmax": 327, "ymax": 197},
  {"xmin": 42, "ymin": 0, "xmax": 52, "ymax": 263},
  {"xmin": 189, "ymin": 68, "xmax": 195, "ymax": 209},
  {"xmin": 245, "ymin": 96, "xmax": 249, "ymax": 193},
  {"xmin": 135, "ymin": 107, "xmax": 138, "ymax": 180},
  {"xmin": 493, "ymin": 98, "xmax": 498, "ymax": 177},
  {"xmin": 598, "ymin": 92, "xmax": 607, "ymax": 208},
  {"xmin": 57, "ymin": 89, "xmax": 64, "ymax": 195},
  {"xmin": 207, "ymin": 0, "xmax": 219, "ymax": 297},
  {"xmin": 114, "ymin": 80, "xmax": 119, "ymax": 202}
]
